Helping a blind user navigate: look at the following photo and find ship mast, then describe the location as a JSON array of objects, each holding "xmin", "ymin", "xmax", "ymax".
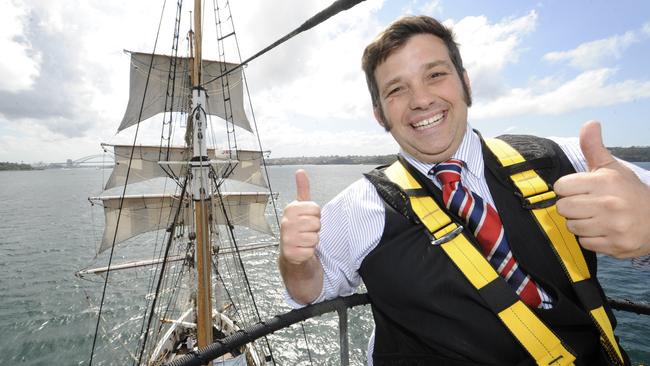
[{"xmin": 190, "ymin": 0, "xmax": 213, "ymax": 356}]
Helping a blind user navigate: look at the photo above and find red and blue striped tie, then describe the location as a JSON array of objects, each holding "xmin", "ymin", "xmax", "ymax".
[{"xmin": 432, "ymin": 159, "xmax": 547, "ymax": 308}]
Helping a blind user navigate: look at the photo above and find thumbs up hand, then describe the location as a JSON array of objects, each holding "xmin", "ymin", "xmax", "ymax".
[
  {"xmin": 278, "ymin": 169, "xmax": 324, "ymax": 304},
  {"xmin": 554, "ymin": 121, "xmax": 650, "ymax": 258},
  {"xmin": 280, "ymin": 169, "xmax": 322, "ymax": 265}
]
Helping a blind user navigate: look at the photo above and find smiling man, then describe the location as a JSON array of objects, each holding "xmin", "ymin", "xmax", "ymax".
[
  {"xmin": 279, "ymin": 15, "xmax": 650, "ymax": 366},
  {"xmin": 372, "ymin": 33, "xmax": 469, "ymax": 165}
]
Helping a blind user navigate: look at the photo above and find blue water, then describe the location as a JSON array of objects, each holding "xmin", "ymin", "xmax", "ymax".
[{"xmin": 0, "ymin": 164, "xmax": 648, "ymax": 365}]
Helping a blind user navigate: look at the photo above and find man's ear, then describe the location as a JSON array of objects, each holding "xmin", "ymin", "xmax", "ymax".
[
  {"xmin": 373, "ymin": 106, "xmax": 386, "ymax": 129},
  {"xmin": 463, "ymin": 71, "xmax": 472, "ymax": 96}
]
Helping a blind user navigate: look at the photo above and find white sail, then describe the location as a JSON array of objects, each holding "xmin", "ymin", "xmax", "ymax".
[
  {"xmin": 94, "ymin": 192, "xmax": 273, "ymax": 253},
  {"xmin": 103, "ymin": 145, "xmax": 268, "ymax": 190},
  {"xmin": 118, "ymin": 51, "xmax": 251, "ymax": 132}
]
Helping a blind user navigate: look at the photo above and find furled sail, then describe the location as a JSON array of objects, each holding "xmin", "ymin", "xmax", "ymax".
[
  {"xmin": 118, "ymin": 51, "xmax": 251, "ymax": 132},
  {"xmin": 103, "ymin": 145, "xmax": 268, "ymax": 190},
  {"xmin": 94, "ymin": 192, "xmax": 272, "ymax": 253}
]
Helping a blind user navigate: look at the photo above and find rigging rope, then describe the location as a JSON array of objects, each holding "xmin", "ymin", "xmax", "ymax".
[
  {"xmin": 159, "ymin": 0, "xmax": 184, "ymax": 160},
  {"xmin": 211, "ymin": 169, "xmax": 277, "ymax": 364},
  {"xmin": 134, "ymin": 2, "xmax": 187, "ymax": 359},
  {"xmin": 87, "ymin": 1, "xmax": 169, "ymax": 364},
  {"xmin": 137, "ymin": 175, "xmax": 190, "ymax": 364},
  {"xmin": 217, "ymin": 0, "xmax": 311, "ymax": 361},
  {"xmin": 201, "ymin": 0, "xmax": 366, "ymax": 88},
  {"xmin": 224, "ymin": 0, "xmax": 282, "ymax": 232},
  {"xmin": 204, "ymin": 0, "xmax": 374, "ymax": 363},
  {"xmin": 134, "ymin": 181, "xmax": 185, "ymax": 364},
  {"xmin": 88, "ymin": 0, "xmax": 369, "ymax": 363}
]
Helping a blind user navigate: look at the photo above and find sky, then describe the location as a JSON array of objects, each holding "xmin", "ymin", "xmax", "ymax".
[{"xmin": 1, "ymin": 0, "xmax": 649, "ymax": 164}]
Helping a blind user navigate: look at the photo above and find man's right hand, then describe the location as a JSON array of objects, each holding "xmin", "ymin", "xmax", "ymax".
[
  {"xmin": 278, "ymin": 169, "xmax": 324, "ymax": 305},
  {"xmin": 280, "ymin": 169, "xmax": 322, "ymax": 265}
]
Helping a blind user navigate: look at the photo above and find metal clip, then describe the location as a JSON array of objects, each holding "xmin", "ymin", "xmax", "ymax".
[
  {"xmin": 431, "ymin": 225, "xmax": 464, "ymax": 246},
  {"xmin": 514, "ymin": 191, "xmax": 558, "ymax": 210}
]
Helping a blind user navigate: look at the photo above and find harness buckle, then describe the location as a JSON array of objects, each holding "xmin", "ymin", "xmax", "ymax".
[
  {"xmin": 431, "ymin": 225, "xmax": 464, "ymax": 246},
  {"xmin": 514, "ymin": 191, "xmax": 558, "ymax": 210}
]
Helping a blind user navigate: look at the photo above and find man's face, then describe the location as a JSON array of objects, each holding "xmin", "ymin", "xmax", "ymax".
[{"xmin": 373, "ymin": 33, "xmax": 470, "ymax": 163}]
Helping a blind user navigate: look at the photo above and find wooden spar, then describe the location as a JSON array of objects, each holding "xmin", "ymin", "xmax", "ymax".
[
  {"xmin": 195, "ymin": 200, "xmax": 213, "ymax": 353},
  {"xmin": 75, "ymin": 255, "xmax": 187, "ymax": 276},
  {"xmin": 191, "ymin": 0, "xmax": 213, "ymax": 358},
  {"xmin": 193, "ymin": 0, "xmax": 202, "ymax": 87}
]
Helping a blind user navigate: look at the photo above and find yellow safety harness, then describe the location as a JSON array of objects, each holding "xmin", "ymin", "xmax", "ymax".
[
  {"xmin": 485, "ymin": 138, "xmax": 624, "ymax": 365},
  {"xmin": 383, "ymin": 137, "xmax": 624, "ymax": 366}
]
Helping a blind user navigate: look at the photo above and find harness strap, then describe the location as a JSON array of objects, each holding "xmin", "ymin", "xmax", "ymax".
[
  {"xmin": 485, "ymin": 138, "xmax": 624, "ymax": 365},
  {"xmin": 384, "ymin": 162, "xmax": 576, "ymax": 366}
]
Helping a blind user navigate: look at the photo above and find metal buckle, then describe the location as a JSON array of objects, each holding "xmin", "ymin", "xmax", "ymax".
[
  {"xmin": 431, "ymin": 225, "xmax": 464, "ymax": 246},
  {"xmin": 514, "ymin": 191, "xmax": 558, "ymax": 210}
]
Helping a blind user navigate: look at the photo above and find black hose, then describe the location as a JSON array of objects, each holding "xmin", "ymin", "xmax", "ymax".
[
  {"xmin": 165, "ymin": 294, "xmax": 370, "ymax": 366},
  {"xmin": 608, "ymin": 297, "xmax": 650, "ymax": 315}
]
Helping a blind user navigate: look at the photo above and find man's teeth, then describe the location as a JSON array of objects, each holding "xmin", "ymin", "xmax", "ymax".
[{"xmin": 412, "ymin": 113, "xmax": 444, "ymax": 129}]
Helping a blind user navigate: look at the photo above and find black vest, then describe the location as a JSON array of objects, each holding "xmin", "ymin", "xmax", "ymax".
[{"xmin": 360, "ymin": 135, "xmax": 627, "ymax": 366}]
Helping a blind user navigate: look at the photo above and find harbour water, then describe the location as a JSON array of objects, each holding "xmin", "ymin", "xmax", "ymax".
[{"xmin": 0, "ymin": 164, "xmax": 648, "ymax": 365}]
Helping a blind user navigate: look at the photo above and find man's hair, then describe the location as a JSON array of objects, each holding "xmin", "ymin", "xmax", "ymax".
[{"xmin": 361, "ymin": 15, "xmax": 472, "ymax": 113}]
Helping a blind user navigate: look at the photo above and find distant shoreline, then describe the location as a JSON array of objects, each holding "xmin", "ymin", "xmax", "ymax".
[
  {"xmin": 266, "ymin": 155, "xmax": 397, "ymax": 166},
  {"xmin": 2, "ymin": 146, "xmax": 649, "ymax": 170},
  {"xmin": 0, "ymin": 162, "xmax": 38, "ymax": 171},
  {"xmin": 267, "ymin": 146, "xmax": 650, "ymax": 165}
]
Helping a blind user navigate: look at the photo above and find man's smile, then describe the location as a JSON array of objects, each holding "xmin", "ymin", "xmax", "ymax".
[{"xmin": 411, "ymin": 111, "xmax": 446, "ymax": 130}]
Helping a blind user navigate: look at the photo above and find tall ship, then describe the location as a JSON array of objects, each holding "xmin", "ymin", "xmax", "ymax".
[{"xmin": 75, "ymin": 0, "xmax": 369, "ymax": 364}]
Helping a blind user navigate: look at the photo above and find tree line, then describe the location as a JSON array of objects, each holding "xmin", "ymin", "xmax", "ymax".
[
  {"xmin": 267, "ymin": 146, "xmax": 650, "ymax": 166},
  {"xmin": 0, "ymin": 162, "xmax": 37, "ymax": 171}
]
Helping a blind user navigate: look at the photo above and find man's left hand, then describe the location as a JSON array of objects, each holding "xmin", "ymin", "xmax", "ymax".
[{"xmin": 554, "ymin": 121, "xmax": 650, "ymax": 258}]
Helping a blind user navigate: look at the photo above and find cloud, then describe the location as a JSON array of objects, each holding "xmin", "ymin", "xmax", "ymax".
[
  {"xmin": 0, "ymin": 0, "xmax": 203, "ymax": 142},
  {"xmin": 470, "ymin": 68, "xmax": 650, "ymax": 119},
  {"xmin": 643, "ymin": 22, "xmax": 650, "ymax": 36},
  {"xmin": 543, "ymin": 31, "xmax": 639, "ymax": 69},
  {"xmin": 471, "ymin": 21, "xmax": 650, "ymax": 121},
  {"xmin": 235, "ymin": 0, "xmax": 385, "ymax": 122},
  {"xmin": 257, "ymin": 119, "xmax": 398, "ymax": 158},
  {"xmin": 419, "ymin": 0, "xmax": 443, "ymax": 15},
  {"xmin": 400, "ymin": 0, "xmax": 443, "ymax": 16},
  {"xmin": 447, "ymin": 11, "xmax": 538, "ymax": 100},
  {"xmin": 0, "ymin": 1, "xmax": 115, "ymax": 138},
  {"xmin": 0, "ymin": 1, "xmax": 41, "ymax": 93},
  {"xmin": 0, "ymin": 119, "xmax": 104, "ymax": 163}
]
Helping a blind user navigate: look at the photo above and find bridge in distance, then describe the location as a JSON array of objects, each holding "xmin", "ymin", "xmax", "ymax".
[{"xmin": 47, "ymin": 154, "xmax": 114, "ymax": 168}]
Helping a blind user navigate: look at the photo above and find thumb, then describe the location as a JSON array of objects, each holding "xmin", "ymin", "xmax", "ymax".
[
  {"xmin": 295, "ymin": 169, "xmax": 311, "ymax": 201},
  {"xmin": 580, "ymin": 120, "xmax": 615, "ymax": 171}
]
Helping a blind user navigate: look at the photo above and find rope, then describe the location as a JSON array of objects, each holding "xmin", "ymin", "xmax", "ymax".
[
  {"xmin": 136, "ymin": 176, "xmax": 189, "ymax": 364},
  {"xmin": 134, "ymin": 175, "xmax": 185, "ymax": 364},
  {"xmin": 223, "ymin": 2, "xmax": 308, "ymax": 361},
  {"xmin": 226, "ymin": 2, "xmax": 281, "ymax": 232},
  {"xmin": 87, "ymin": 1, "xmax": 169, "ymax": 364},
  {"xmin": 201, "ymin": 0, "xmax": 367, "ymax": 87},
  {"xmin": 211, "ymin": 169, "xmax": 277, "ymax": 363},
  {"xmin": 159, "ymin": 0, "xmax": 184, "ymax": 159}
]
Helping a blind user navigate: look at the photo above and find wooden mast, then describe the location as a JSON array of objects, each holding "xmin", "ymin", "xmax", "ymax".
[
  {"xmin": 191, "ymin": 0, "xmax": 213, "ymax": 357},
  {"xmin": 192, "ymin": 1, "xmax": 202, "ymax": 86}
]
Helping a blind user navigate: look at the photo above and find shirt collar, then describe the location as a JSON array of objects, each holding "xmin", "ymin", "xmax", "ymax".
[{"xmin": 399, "ymin": 124, "xmax": 484, "ymax": 180}]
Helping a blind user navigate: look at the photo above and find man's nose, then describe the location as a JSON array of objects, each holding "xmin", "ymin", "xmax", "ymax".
[{"xmin": 409, "ymin": 84, "xmax": 434, "ymax": 110}]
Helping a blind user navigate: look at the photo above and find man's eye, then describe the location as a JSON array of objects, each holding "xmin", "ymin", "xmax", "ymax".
[
  {"xmin": 430, "ymin": 72, "xmax": 445, "ymax": 79},
  {"xmin": 387, "ymin": 87, "xmax": 402, "ymax": 96}
]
